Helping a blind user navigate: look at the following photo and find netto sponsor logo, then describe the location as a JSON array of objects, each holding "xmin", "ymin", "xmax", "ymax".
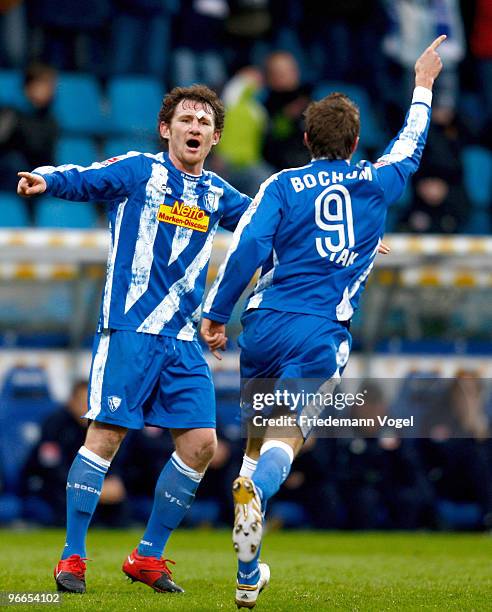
[{"xmin": 158, "ymin": 200, "xmax": 209, "ymax": 232}]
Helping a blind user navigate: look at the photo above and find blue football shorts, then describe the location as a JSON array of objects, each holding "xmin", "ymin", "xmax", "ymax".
[
  {"xmin": 238, "ymin": 308, "xmax": 352, "ymax": 421},
  {"xmin": 86, "ymin": 330, "xmax": 215, "ymax": 430}
]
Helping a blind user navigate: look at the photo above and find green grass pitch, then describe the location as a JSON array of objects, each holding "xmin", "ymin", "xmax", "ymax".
[{"xmin": 1, "ymin": 529, "xmax": 491, "ymax": 610}]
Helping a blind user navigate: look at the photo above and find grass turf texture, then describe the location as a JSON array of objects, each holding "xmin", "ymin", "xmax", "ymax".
[{"xmin": 0, "ymin": 530, "xmax": 491, "ymax": 611}]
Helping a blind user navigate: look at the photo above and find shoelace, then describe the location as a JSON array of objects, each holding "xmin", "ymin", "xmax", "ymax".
[
  {"xmin": 143, "ymin": 556, "xmax": 176, "ymax": 577},
  {"xmin": 60, "ymin": 557, "xmax": 87, "ymax": 579}
]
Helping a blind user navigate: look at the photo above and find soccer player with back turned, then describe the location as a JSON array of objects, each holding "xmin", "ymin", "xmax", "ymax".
[
  {"xmin": 202, "ymin": 37, "xmax": 447, "ymax": 608},
  {"xmin": 17, "ymin": 85, "xmax": 251, "ymax": 594}
]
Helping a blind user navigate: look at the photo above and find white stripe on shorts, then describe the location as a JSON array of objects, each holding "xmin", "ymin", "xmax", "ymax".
[{"xmin": 86, "ymin": 332, "xmax": 111, "ymax": 420}]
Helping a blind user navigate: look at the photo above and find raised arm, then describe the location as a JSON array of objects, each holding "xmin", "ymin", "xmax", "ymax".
[
  {"xmin": 414, "ymin": 35, "xmax": 446, "ymax": 90},
  {"xmin": 375, "ymin": 35, "xmax": 446, "ymax": 204},
  {"xmin": 16, "ymin": 152, "xmax": 146, "ymax": 202}
]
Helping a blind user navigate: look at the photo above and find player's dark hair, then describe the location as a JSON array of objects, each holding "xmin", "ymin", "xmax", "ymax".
[
  {"xmin": 158, "ymin": 85, "xmax": 225, "ymax": 136},
  {"xmin": 304, "ymin": 93, "xmax": 360, "ymax": 160}
]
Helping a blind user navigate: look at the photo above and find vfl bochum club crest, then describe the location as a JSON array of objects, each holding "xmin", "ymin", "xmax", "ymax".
[
  {"xmin": 203, "ymin": 188, "xmax": 223, "ymax": 213},
  {"xmin": 108, "ymin": 396, "xmax": 122, "ymax": 412},
  {"xmin": 203, "ymin": 192, "xmax": 216, "ymax": 212}
]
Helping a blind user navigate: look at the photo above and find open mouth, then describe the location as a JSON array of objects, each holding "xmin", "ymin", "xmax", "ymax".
[{"xmin": 186, "ymin": 138, "xmax": 201, "ymax": 151}]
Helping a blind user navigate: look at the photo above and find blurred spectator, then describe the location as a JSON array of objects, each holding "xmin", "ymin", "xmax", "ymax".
[
  {"xmin": 419, "ymin": 371, "xmax": 492, "ymax": 529},
  {"xmin": 298, "ymin": 0, "xmax": 386, "ymax": 94},
  {"xmin": 212, "ymin": 66, "xmax": 272, "ymax": 197},
  {"xmin": 111, "ymin": 0, "xmax": 177, "ymax": 80},
  {"xmin": 382, "ymin": 0, "xmax": 465, "ymax": 111},
  {"xmin": 26, "ymin": 0, "xmax": 110, "ymax": 74},
  {"xmin": 470, "ymin": 0, "xmax": 492, "ymax": 148},
  {"xmin": 0, "ymin": 63, "xmax": 58, "ymax": 196},
  {"xmin": 261, "ymin": 51, "xmax": 311, "ymax": 171},
  {"xmin": 336, "ymin": 382, "xmax": 434, "ymax": 529},
  {"xmin": 224, "ymin": 0, "xmax": 272, "ymax": 73},
  {"xmin": 21, "ymin": 380, "xmax": 130, "ymax": 526},
  {"xmin": 171, "ymin": 0, "xmax": 228, "ymax": 89},
  {"xmin": 0, "ymin": 0, "xmax": 26, "ymax": 67},
  {"xmin": 402, "ymin": 105, "xmax": 471, "ymax": 233}
]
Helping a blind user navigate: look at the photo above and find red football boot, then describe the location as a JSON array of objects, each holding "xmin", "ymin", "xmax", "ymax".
[
  {"xmin": 54, "ymin": 555, "xmax": 87, "ymax": 593},
  {"xmin": 122, "ymin": 548, "xmax": 184, "ymax": 593}
]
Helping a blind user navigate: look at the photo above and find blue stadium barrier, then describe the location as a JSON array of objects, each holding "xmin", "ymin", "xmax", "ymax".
[
  {"xmin": 394, "ymin": 182, "xmax": 413, "ymax": 209},
  {"xmin": 462, "ymin": 146, "xmax": 492, "ymax": 210},
  {"xmin": 385, "ymin": 182, "xmax": 413, "ymax": 231},
  {"xmin": 437, "ymin": 499, "xmax": 482, "ymax": 530},
  {"xmin": 389, "ymin": 371, "xmax": 449, "ymax": 432},
  {"xmin": 458, "ymin": 92, "xmax": 487, "ymax": 134},
  {"xmin": 0, "ymin": 192, "xmax": 30, "ymax": 227},
  {"xmin": 53, "ymin": 73, "xmax": 107, "ymax": 135},
  {"xmin": 269, "ymin": 501, "xmax": 310, "ymax": 528},
  {"xmin": 55, "ymin": 136, "xmax": 99, "ymax": 167},
  {"xmin": 0, "ymin": 69, "xmax": 28, "ymax": 111},
  {"xmin": 384, "ymin": 210, "xmax": 399, "ymax": 233},
  {"xmin": 464, "ymin": 210, "xmax": 491, "ymax": 235},
  {"xmin": 312, "ymin": 81, "xmax": 384, "ymax": 149},
  {"xmin": 34, "ymin": 197, "xmax": 98, "ymax": 229},
  {"xmin": 108, "ymin": 76, "xmax": 163, "ymax": 134},
  {"xmin": 0, "ymin": 493, "xmax": 22, "ymax": 524},
  {"xmin": 0, "ymin": 366, "xmax": 59, "ymax": 494},
  {"xmin": 102, "ymin": 136, "xmax": 159, "ymax": 160}
]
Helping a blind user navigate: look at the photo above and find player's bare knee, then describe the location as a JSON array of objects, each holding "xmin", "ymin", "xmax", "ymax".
[
  {"xmin": 188, "ymin": 435, "xmax": 216, "ymax": 470},
  {"xmin": 84, "ymin": 421, "xmax": 127, "ymax": 461},
  {"xmin": 197, "ymin": 434, "xmax": 217, "ymax": 466},
  {"xmin": 175, "ymin": 429, "xmax": 217, "ymax": 471}
]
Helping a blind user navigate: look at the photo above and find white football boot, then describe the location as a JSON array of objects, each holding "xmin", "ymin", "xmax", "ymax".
[
  {"xmin": 232, "ymin": 476, "xmax": 263, "ymax": 562},
  {"xmin": 235, "ymin": 562, "xmax": 270, "ymax": 609}
]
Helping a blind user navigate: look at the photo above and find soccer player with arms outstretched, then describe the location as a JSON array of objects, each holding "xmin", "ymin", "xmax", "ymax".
[
  {"xmin": 201, "ymin": 37, "xmax": 446, "ymax": 608},
  {"xmin": 17, "ymin": 85, "xmax": 251, "ymax": 594}
]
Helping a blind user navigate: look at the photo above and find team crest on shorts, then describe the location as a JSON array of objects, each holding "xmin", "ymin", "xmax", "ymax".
[{"xmin": 108, "ymin": 395, "xmax": 122, "ymax": 412}]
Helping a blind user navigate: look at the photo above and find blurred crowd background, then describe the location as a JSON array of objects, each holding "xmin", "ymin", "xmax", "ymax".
[
  {"xmin": 0, "ymin": 366, "xmax": 491, "ymax": 531},
  {"xmin": 1, "ymin": 0, "xmax": 492, "ymax": 533},
  {"xmin": 0, "ymin": 0, "xmax": 491, "ymax": 232}
]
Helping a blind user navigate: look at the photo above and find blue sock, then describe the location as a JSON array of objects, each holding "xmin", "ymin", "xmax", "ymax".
[
  {"xmin": 237, "ymin": 550, "xmax": 262, "ymax": 586},
  {"xmin": 138, "ymin": 452, "xmax": 203, "ymax": 558},
  {"xmin": 252, "ymin": 444, "xmax": 293, "ymax": 503},
  {"xmin": 62, "ymin": 446, "xmax": 109, "ymax": 559},
  {"xmin": 237, "ymin": 443, "xmax": 293, "ymax": 585}
]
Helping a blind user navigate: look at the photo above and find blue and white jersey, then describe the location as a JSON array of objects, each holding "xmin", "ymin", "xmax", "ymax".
[
  {"xmin": 34, "ymin": 151, "xmax": 251, "ymax": 339},
  {"xmin": 204, "ymin": 87, "xmax": 433, "ymax": 323}
]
